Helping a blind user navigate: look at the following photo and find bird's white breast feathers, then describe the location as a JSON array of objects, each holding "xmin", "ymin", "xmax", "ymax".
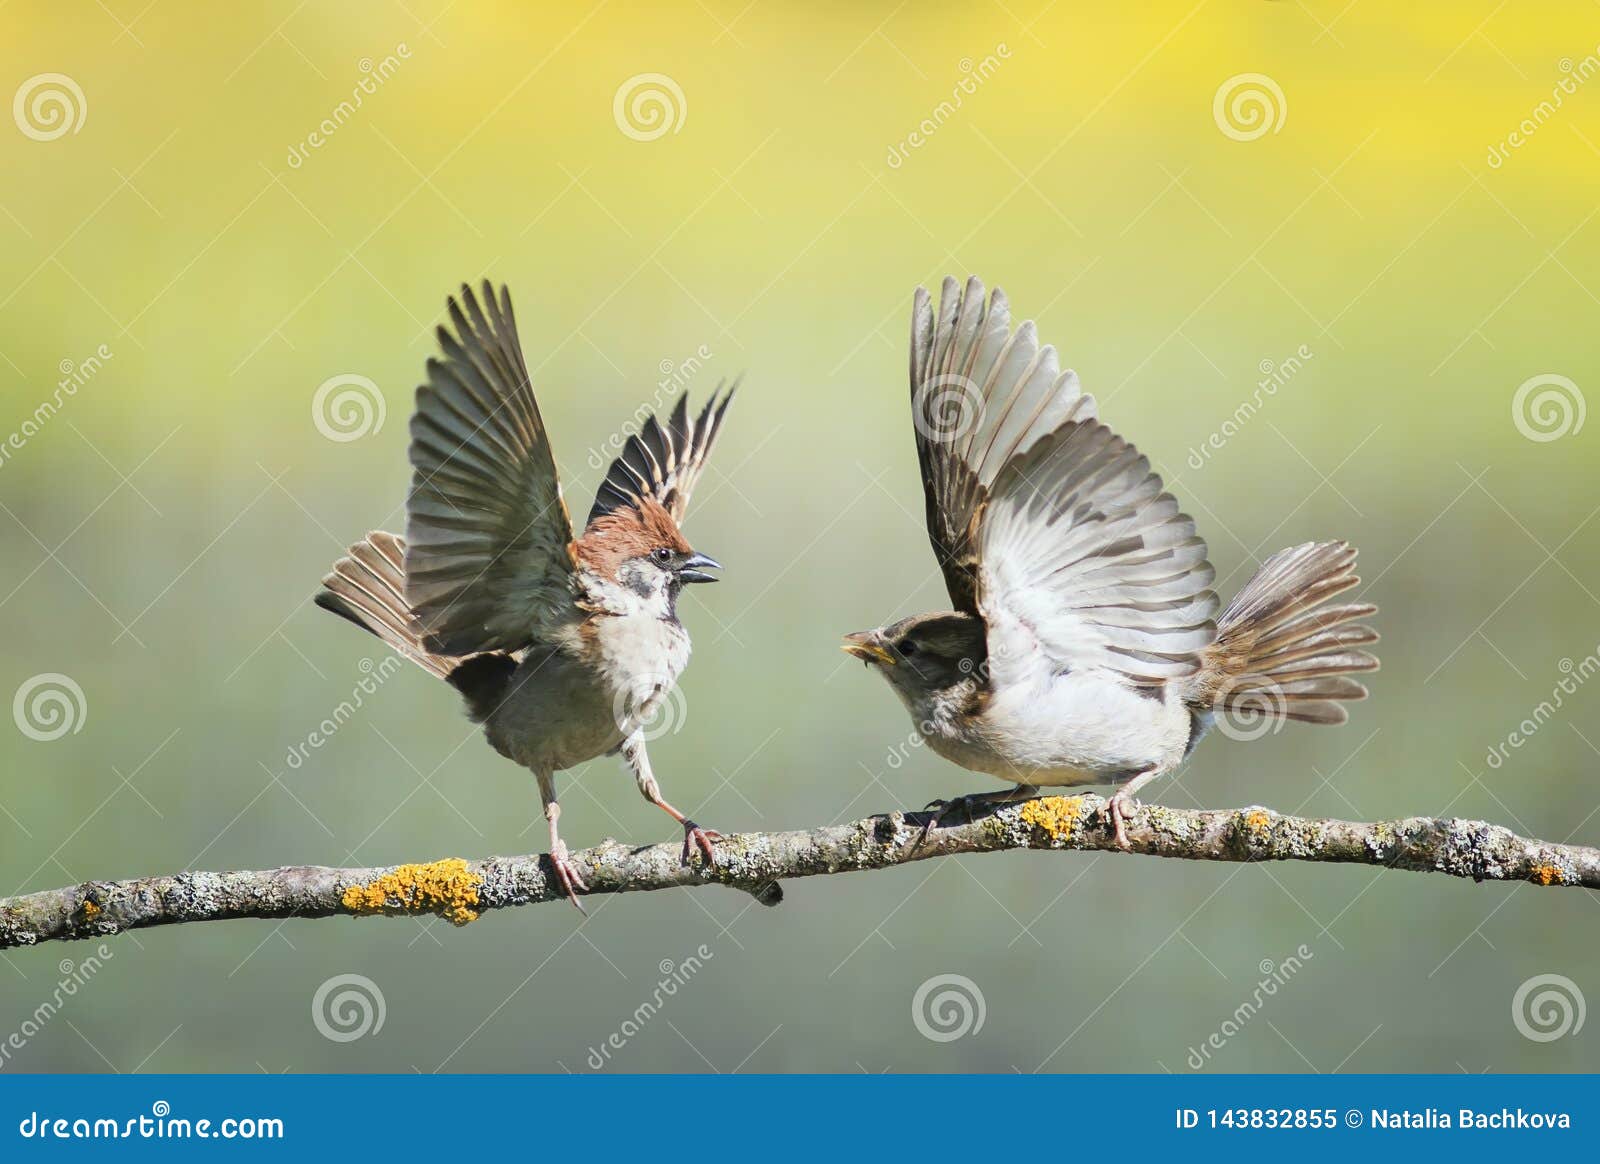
[
  {"xmin": 591, "ymin": 612, "xmax": 692, "ymax": 714},
  {"xmin": 487, "ymin": 606, "xmax": 691, "ymax": 773},
  {"xmin": 920, "ymin": 668, "xmax": 1193, "ymax": 787}
]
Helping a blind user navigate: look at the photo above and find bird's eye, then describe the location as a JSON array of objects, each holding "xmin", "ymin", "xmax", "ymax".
[
  {"xmin": 652, "ymin": 547, "xmax": 674, "ymax": 565},
  {"xmin": 899, "ymin": 639, "xmax": 919, "ymax": 657}
]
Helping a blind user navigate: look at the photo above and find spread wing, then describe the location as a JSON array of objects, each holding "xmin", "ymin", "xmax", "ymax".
[
  {"xmin": 586, "ymin": 383, "xmax": 735, "ymax": 528},
  {"xmin": 404, "ymin": 281, "xmax": 579, "ymax": 656},
  {"xmin": 910, "ymin": 275, "xmax": 1097, "ymax": 614},
  {"xmin": 976, "ymin": 418, "xmax": 1220, "ymax": 689}
]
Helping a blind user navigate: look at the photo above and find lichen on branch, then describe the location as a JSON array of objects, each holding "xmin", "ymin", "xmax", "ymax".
[
  {"xmin": 2, "ymin": 795, "xmax": 1596, "ymax": 949},
  {"xmin": 340, "ymin": 858, "xmax": 482, "ymax": 925}
]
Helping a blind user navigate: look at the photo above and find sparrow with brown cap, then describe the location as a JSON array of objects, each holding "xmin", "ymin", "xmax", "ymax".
[{"xmin": 316, "ymin": 281, "xmax": 736, "ymax": 908}]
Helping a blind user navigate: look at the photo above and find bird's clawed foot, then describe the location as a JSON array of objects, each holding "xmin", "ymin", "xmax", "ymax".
[
  {"xmin": 1107, "ymin": 794, "xmax": 1135, "ymax": 850},
  {"xmin": 548, "ymin": 839, "xmax": 589, "ymax": 914},
  {"xmin": 919, "ymin": 797, "xmax": 956, "ymax": 842},
  {"xmin": 919, "ymin": 786, "xmax": 1038, "ymax": 843},
  {"xmin": 681, "ymin": 820, "xmax": 721, "ymax": 867},
  {"xmin": 918, "ymin": 793, "xmax": 981, "ymax": 842}
]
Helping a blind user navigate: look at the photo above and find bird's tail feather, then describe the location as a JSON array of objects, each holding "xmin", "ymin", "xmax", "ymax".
[
  {"xmin": 1191, "ymin": 541, "xmax": 1378, "ymax": 726},
  {"xmin": 315, "ymin": 531, "xmax": 453, "ymax": 679}
]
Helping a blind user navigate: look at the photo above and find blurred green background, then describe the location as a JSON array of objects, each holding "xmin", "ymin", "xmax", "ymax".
[{"xmin": 3, "ymin": 1, "xmax": 1599, "ymax": 1073}]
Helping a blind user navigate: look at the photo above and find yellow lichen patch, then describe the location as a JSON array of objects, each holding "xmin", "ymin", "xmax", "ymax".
[
  {"xmin": 1244, "ymin": 810, "xmax": 1271, "ymax": 831},
  {"xmin": 1020, "ymin": 796, "xmax": 1085, "ymax": 841},
  {"xmin": 1530, "ymin": 863, "xmax": 1564, "ymax": 887},
  {"xmin": 79, "ymin": 900, "xmax": 100, "ymax": 919},
  {"xmin": 341, "ymin": 858, "xmax": 482, "ymax": 925}
]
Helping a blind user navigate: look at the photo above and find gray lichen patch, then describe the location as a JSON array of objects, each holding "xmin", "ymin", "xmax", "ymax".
[
  {"xmin": 1144, "ymin": 803, "xmax": 1201, "ymax": 845},
  {"xmin": 1363, "ymin": 820, "xmax": 1397, "ymax": 860},
  {"xmin": 1434, "ymin": 819, "xmax": 1517, "ymax": 882},
  {"xmin": 715, "ymin": 833, "xmax": 786, "ymax": 882},
  {"xmin": 982, "ymin": 812, "xmax": 1027, "ymax": 848},
  {"xmin": 1276, "ymin": 817, "xmax": 1328, "ymax": 858}
]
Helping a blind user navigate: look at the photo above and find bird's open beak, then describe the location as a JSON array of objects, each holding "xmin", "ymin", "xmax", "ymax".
[
  {"xmin": 677, "ymin": 552, "xmax": 721, "ymax": 584},
  {"xmin": 841, "ymin": 629, "xmax": 895, "ymax": 667}
]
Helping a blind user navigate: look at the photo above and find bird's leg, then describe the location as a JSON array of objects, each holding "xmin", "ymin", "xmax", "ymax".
[
  {"xmin": 621, "ymin": 731, "xmax": 719, "ymax": 867},
  {"xmin": 920, "ymin": 783, "xmax": 1040, "ymax": 841},
  {"xmin": 1107, "ymin": 765, "xmax": 1166, "ymax": 850},
  {"xmin": 537, "ymin": 769, "xmax": 588, "ymax": 913}
]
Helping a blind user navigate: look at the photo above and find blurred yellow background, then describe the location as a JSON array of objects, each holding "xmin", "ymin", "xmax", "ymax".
[{"xmin": 2, "ymin": 1, "xmax": 1598, "ymax": 1071}]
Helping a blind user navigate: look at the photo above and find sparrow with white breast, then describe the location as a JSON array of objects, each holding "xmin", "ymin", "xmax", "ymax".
[
  {"xmin": 315, "ymin": 281, "xmax": 735, "ymax": 909},
  {"xmin": 844, "ymin": 276, "xmax": 1379, "ymax": 847}
]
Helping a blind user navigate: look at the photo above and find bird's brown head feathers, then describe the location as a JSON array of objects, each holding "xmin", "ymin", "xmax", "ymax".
[{"xmin": 576, "ymin": 496, "xmax": 697, "ymax": 580}]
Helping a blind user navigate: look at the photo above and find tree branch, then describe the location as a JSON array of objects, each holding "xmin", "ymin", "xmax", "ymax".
[{"xmin": 3, "ymin": 794, "xmax": 1595, "ymax": 949}]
